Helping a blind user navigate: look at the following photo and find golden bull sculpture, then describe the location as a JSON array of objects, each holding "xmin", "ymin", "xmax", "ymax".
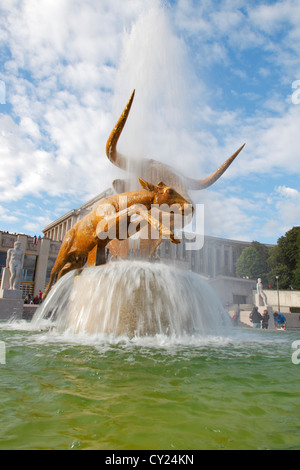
[
  {"xmin": 106, "ymin": 90, "xmax": 245, "ymax": 256},
  {"xmin": 43, "ymin": 178, "xmax": 192, "ymax": 299},
  {"xmin": 44, "ymin": 90, "xmax": 244, "ymax": 299}
]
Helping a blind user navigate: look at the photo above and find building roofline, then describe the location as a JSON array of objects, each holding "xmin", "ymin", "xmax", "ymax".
[
  {"xmin": 182, "ymin": 231, "xmax": 275, "ymax": 247},
  {"xmin": 42, "ymin": 188, "xmax": 113, "ymax": 233},
  {"xmin": 42, "ymin": 209, "xmax": 77, "ymax": 233}
]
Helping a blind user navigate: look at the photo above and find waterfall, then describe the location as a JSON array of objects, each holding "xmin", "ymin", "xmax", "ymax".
[{"xmin": 32, "ymin": 261, "xmax": 230, "ymax": 337}]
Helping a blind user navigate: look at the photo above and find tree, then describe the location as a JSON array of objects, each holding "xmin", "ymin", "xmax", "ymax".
[
  {"xmin": 292, "ymin": 267, "xmax": 300, "ymax": 290},
  {"xmin": 269, "ymin": 227, "xmax": 300, "ymax": 290},
  {"xmin": 277, "ymin": 227, "xmax": 300, "ymax": 272},
  {"xmin": 236, "ymin": 228, "xmax": 300, "ymax": 289},
  {"xmin": 252, "ymin": 241, "xmax": 270, "ymax": 262},
  {"xmin": 236, "ymin": 242, "xmax": 269, "ymax": 282},
  {"xmin": 267, "ymin": 245, "xmax": 282, "ymax": 270},
  {"xmin": 268, "ymin": 264, "xmax": 291, "ymax": 290}
]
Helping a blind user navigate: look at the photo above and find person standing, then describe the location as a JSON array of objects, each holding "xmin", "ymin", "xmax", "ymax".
[
  {"xmin": 261, "ymin": 309, "xmax": 270, "ymax": 329},
  {"xmin": 231, "ymin": 311, "xmax": 239, "ymax": 327},
  {"xmin": 249, "ymin": 306, "xmax": 263, "ymax": 329}
]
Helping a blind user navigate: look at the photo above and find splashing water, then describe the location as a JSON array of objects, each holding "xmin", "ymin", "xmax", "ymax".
[
  {"xmin": 32, "ymin": 261, "xmax": 229, "ymax": 337},
  {"xmin": 112, "ymin": 1, "xmax": 202, "ymax": 194}
]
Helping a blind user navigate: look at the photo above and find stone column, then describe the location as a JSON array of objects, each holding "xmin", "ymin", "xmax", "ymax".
[
  {"xmin": 220, "ymin": 244, "xmax": 225, "ymax": 272},
  {"xmin": 229, "ymin": 246, "xmax": 234, "ymax": 276}
]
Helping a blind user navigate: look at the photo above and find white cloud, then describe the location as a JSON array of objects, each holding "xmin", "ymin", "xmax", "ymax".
[
  {"xmin": 0, "ymin": 204, "xmax": 19, "ymax": 223},
  {"xmin": 1, "ymin": 0, "xmax": 299, "ymax": 192},
  {"xmin": 203, "ymin": 102, "xmax": 300, "ymax": 182},
  {"xmin": 0, "ymin": 0, "xmax": 299, "ymax": 243},
  {"xmin": 196, "ymin": 189, "xmax": 259, "ymax": 242},
  {"xmin": 23, "ymin": 216, "xmax": 52, "ymax": 234},
  {"xmin": 277, "ymin": 186, "xmax": 300, "ymax": 199},
  {"xmin": 0, "ymin": 1, "xmax": 172, "ymax": 206},
  {"xmin": 249, "ymin": 0, "xmax": 300, "ymax": 34},
  {"xmin": 278, "ymin": 205, "xmax": 300, "ymax": 230}
]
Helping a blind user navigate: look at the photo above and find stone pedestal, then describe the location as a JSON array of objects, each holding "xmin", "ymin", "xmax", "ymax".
[
  {"xmin": 267, "ymin": 305, "xmax": 275, "ymax": 330},
  {"xmin": 0, "ymin": 268, "xmax": 23, "ymax": 320},
  {"xmin": 255, "ymin": 293, "xmax": 267, "ymax": 308},
  {"xmin": 0, "ymin": 298, "xmax": 23, "ymax": 321},
  {"xmin": 0, "ymin": 267, "xmax": 10, "ymax": 291},
  {"xmin": 0, "ymin": 288, "xmax": 22, "ymax": 300},
  {"xmin": 1, "ymin": 266, "xmax": 23, "ymax": 299}
]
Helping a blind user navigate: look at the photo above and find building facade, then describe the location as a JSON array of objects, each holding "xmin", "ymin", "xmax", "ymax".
[{"xmin": 0, "ymin": 231, "xmax": 61, "ymax": 299}]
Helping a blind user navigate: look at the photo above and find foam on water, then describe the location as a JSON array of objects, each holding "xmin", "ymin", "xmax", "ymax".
[
  {"xmin": 31, "ymin": 260, "xmax": 230, "ymax": 340},
  {"xmin": 1, "ymin": 259, "xmax": 293, "ymax": 355}
]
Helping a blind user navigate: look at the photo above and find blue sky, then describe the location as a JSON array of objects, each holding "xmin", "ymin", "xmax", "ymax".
[{"xmin": 0, "ymin": 0, "xmax": 299, "ymax": 245}]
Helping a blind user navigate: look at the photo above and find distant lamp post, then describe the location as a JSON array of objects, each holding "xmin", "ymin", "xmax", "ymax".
[{"xmin": 276, "ymin": 275, "xmax": 280, "ymax": 313}]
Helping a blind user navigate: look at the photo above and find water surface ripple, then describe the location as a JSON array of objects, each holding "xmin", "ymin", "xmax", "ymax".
[{"xmin": 1, "ymin": 322, "xmax": 300, "ymax": 450}]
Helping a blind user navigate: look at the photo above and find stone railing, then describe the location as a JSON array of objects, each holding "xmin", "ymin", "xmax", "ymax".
[{"xmin": 1, "ymin": 235, "xmax": 15, "ymax": 248}]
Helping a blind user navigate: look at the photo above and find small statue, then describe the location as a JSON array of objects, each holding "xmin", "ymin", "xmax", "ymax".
[
  {"xmin": 6, "ymin": 241, "xmax": 24, "ymax": 290},
  {"xmin": 257, "ymin": 278, "xmax": 267, "ymax": 306}
]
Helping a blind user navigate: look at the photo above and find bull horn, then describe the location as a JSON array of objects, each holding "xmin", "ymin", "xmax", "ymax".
[
  {"xmin": 112, "ymin": 179, "xmax": 130, "ymax": 193},
  {"xmin": 185, "ymin": 144, "xmax": 245, "ymax": 190},
  {"xmin": 106, "ymin": 89, "xmax": 135, "ymax": 170}
]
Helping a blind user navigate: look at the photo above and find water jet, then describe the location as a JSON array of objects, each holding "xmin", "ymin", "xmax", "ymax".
[{"xmin": 35, "ymin": 3, "xmax": 244, "ymax": 338}]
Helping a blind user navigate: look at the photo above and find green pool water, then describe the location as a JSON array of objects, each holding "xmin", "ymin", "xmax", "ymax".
[{"xmin": 0, "ymin": 322, "xmax": 300, "ymax": 450}]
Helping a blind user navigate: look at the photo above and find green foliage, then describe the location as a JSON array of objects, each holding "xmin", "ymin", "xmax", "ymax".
[
  {"xmin": 251, "ymin": 241, "xmax": 270, "ymax": 261},
  {"xmin": 268, "ymin": 227, "xmax": 300, "ymax": 289},
  {"xmin": 268, "ymin": 264, "xmax": 292, "ymax": 290},
  {"xmin": 236, "ymin": 243, "xmax": 269, "ymax": 282},
  {"xmin": 277, "ymin": 227, "xmax": 300, "ymax": 272},
  {"xmin": 235, "ymin": 227, "xmax": 300, "ymax": 289},
  {"xmin": 267, "ymin": 245, "xmax": 282, "ymax": 270},
  {"xmin": 292, "ymin": 267, "xmax": 300, "ymax": 290}
]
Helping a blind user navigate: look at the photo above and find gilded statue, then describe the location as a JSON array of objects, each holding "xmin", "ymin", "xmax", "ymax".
[
  {"xmin": 44, "ymin": 91, "xmax": 244, "ymax": 298},
  {"xmin": 43, "ymin": 178, "xmax": 192, "ymax": 299},
  {"xmin": 106, "ymin": 90, "xmax": 245, "ymax": 256}
]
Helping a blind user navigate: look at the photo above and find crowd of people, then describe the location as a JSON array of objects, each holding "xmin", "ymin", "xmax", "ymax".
[
  {"xmin": 24, "ymin": 290, "xmax": 43, "ymax": 305},
  {"xmin": 249, "ymin": 306, "xmax": 287, "ymax": 330},
  {"xmin": 231, "ymin": 307, "xmax": 287, "ymax": 330}
]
